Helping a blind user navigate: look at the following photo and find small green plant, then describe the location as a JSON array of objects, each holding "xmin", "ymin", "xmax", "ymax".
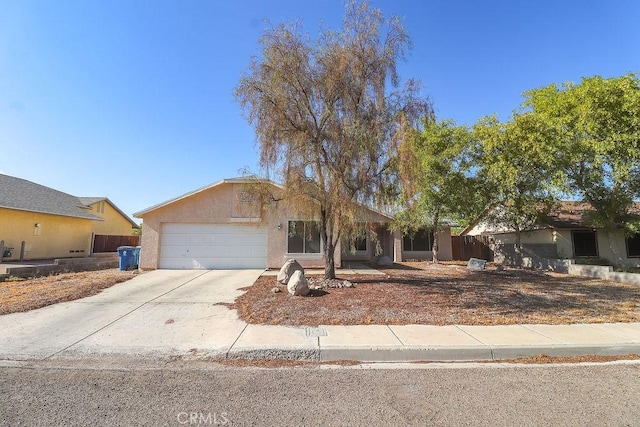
[{"xmin": 3, "ymin": 275, "xmax": 25, "ymax": 282}]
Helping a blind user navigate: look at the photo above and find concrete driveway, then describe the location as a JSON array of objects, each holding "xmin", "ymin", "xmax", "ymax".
[{"xmin": 0, "ymin": 269, "xmax": 263, "ymax": 360}]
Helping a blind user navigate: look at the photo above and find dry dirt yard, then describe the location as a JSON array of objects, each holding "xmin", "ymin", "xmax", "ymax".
[
  {"xmin": 232, "ymin": 262, "xmax": 640, "ymax": 326},
  {"xmin": 0, "ymin": 269, "xmax": 139, "ymax": 315}
]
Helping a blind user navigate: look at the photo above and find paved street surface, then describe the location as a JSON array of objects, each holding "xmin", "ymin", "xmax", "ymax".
[{"xmin": 1, "ymin": 360, "xmax": 639, "ymax": 426}]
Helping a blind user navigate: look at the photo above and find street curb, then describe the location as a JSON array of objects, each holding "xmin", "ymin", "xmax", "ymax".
[
  {"xmin": 319, "ymin": 346, "xmax": 493, "ymax": 362},
  {"xmin": 317, "ymin": 344, "xmax": 640, "ymax": 363},
  {"xmin": 490, "ymin": 344, "xmax": 640, "ymax": 360}
]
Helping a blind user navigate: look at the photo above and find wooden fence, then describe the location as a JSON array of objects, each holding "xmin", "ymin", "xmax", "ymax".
[
  {"xmin": 93, "ymin": 235, "xmax": 140, "ymax": 253},
  {"xmin": 451, "ymin": 235, "xmax": 493, "ymax": 261}
]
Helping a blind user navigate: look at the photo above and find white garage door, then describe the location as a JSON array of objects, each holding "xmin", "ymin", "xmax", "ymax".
[{"xmin": 159, "ymin": 223, "xmax": 268, "ymax": 269}]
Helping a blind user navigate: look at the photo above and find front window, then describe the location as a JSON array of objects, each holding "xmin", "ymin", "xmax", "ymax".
[
  {"xmin": 572, "ymin": 230, "xmax": 598, "ymax": 257},
  {"xmin": 626, "ymin": 233, "xmax": 640, "ymax": 257},
  {"xmin": 403, "ymin": 229, "xmax": 434, "ymax": 251},
  {"xmin": 353, "ymin": 236, "xmax": 367, "ymax": 251},
  {"xmin": 287, "ymin": 221, "xmax": 321, "ymax": 254}
]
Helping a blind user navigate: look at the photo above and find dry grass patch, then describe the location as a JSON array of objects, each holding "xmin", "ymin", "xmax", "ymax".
[
  {"xmin": 231, "ymin": 263, "xmax": 640, "ymax": 326},
  {"xmin": 0, "ymin": 269, "xmax": 140, "ymax": 315}
]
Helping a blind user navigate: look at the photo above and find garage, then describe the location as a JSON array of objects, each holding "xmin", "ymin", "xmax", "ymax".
[{"xmin": 159, "ymin": 223, "xmax": 268, "ymax": 269}]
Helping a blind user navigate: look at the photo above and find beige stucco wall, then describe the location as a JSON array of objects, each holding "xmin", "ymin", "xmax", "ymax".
[
  {"xmin": 492, "ymin": 229, "xmax": 556, "ymax": 246},
  {"xmin": 88, "ymin": 201, "xmax": 137, "ymax": 236},
  {"xmin": 0, "ymin": 208, "xmax": 92, "ymax": 260}
]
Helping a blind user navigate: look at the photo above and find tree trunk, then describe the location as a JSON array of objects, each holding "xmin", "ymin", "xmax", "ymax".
[
  {"xmin": 514, "ymin": 227, "xmax": 523, "ymax": 267},
  {"xmin": 324, "ymin": 240, "xmax": 336, "ymax": 279},
  {"xmin": 320, "ymin": 207, "xmax": 336, "ymax": 279},
  {"xmin": 432, "ymin": 211, "xmax": 440, "ymax": 264},
  {"xmin": 607, "ymin": 230, "xmax": 623, "ymax": 265}
]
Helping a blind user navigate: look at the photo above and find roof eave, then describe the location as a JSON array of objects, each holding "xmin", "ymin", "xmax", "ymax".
[{"xmin": 133, "ymin": 177, "xmax": 283, "ymax": 218}]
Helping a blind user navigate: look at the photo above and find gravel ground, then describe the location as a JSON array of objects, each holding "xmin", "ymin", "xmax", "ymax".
[
  {"xmin": 0, "ymin": 269, "xmax": 140, "ymax": 314},
  {"xmin": 234, "ymin": 263, "xmax": 640, "ymax": 326}
]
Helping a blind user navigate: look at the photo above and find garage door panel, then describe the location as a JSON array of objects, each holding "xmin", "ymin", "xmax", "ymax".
[{"xmin": 159, "ymin": 223, "xmax": 267, "ymax": 269}]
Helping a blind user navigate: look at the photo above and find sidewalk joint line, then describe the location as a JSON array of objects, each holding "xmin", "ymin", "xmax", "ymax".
[
  {"xmin": 43, "ymin": 270, "xmax": 214, "ymax": 360},
  {"xmin": 454, "ymin": 325, "xmax": 490, "ymax": 347},
  {"xmin": 386, "ymin": 325, "xmax": 405, "ymax": 346},
  {"xmin": 226, "ymin": 324, "xmax": 248, "ymax": 359}
]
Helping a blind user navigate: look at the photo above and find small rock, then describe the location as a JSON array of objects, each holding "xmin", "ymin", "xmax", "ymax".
[
  {"xmin": 467, "ymin": 258, "xmax": 487, "ymax": 271},
  {"xmin": 343, "ymin": 280, "xmax": 353, "ymax": 288},
  {"xmin": 272, "ymin": 287, "xmax": 281, "ymax": 293},
  {"xmin": 377, "ymin": 256, "xmax": 393, "ymax": 266},
  {"xmin": 496, "ymin": 264, "xmax": 504, "ymax": 271}
]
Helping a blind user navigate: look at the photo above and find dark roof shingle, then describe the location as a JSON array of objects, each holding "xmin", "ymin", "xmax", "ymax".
[{"xmin": 0, "ymin": 174, "xmax": 102, "ymax": 220}]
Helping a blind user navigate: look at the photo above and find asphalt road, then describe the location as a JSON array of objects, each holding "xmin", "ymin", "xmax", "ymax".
[{"xmin": 1, "ymin": 361, "xmax": 639, "ymax": 426}]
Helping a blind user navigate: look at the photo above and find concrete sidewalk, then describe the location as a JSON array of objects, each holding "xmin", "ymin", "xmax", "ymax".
[
  {"xmin": 1, "ymin": 268, "xmax": 639, "ymax": 363},
  {"xmin": 226, "ymin": 322, "xmax": 640, "ymax": 362}
]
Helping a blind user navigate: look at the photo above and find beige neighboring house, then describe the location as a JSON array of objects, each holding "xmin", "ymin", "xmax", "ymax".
[
  {"xmin": 133, "ymin": 177, "xmax": 453, "ymax": 270},
  {"xmin": 0, "ymin": 174, "xmax": 136, "ymax": 261},
  {"xmin": 462, "ymin": 201, "xmax": 640, "ymax": 267},
  {"xmin": 78, "ymin": 197, "xmax": 139, "ymax": 236}
]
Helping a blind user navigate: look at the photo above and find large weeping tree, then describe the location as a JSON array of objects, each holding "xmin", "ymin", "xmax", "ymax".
[{"xmin": 235, "ymin": 1, "xmax": 431, "ymax": 279}]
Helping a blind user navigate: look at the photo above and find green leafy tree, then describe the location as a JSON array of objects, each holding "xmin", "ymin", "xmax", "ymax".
[
  {"xmin": 474, "ymin": 113, "xmax": 562, "ymax": 265},
  {"xmin": 395, "ymin": 119, "xmax": 486, "ymax": 262},
  {"xmin": 235, "ymin": 1, "xmax": 431, "ymax": 278},
  {"xmin": 523, "ymin": 74, "xmax": 640, "ymax": 231}
]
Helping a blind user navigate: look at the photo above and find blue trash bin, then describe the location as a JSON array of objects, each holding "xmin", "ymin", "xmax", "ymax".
[{"xmin": 117, "ymin": 246, "xmax": 135, "ymax": 271}]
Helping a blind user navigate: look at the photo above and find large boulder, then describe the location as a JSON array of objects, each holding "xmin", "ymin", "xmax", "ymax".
[
  {"xmin": 287, "ymin": 270, "xmax": 310, "ymax": 296},
  {"xmin": 277, "ymin": 259, "xmax": 304, "ymax": 284}
]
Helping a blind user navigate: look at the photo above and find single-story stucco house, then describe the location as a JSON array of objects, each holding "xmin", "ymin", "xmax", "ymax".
[
  {"xmin": 133, "ymin": 177, "xmax": 452, "ymax": 270},
  {"xmin": 462, "ymin": 201, "xmax": 640, "ymax": 268},
  {"xmin": 0, "ymin": 174, "xmax": 138, "ymax": 261}
]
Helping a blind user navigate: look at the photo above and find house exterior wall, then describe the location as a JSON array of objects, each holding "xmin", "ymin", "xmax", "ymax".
[
  {"xmin": 491, "ymin": 229, "xmax": 556, "ymax": 245},
  {"xmin": 596, "ymin": 229, "xmax": 638, "ymax": 266},
  {"xmin": 341, "ymin": 225, "xmax": 394, "ymax": 263},
  {"xmin": 263, "ymin": 204, "xmax": 332, "ymax": 269},
  {"xmin": 396, "ymin": 228, "xmax": 453, "ymax": 261},
  {"xmin": 139, "ymin": 183, "xmax": 244, "ymax": 270},
  {"xmin": 88, "ymin": 201, "xmax": 136, "ymax": 236},
  {"xmin": 487, "ymin": 228, "xmax": 640, "ymax": 268},
  {"xmin": 0, "ymin": 208, "xmax": 92, "ymax": 260},
  {"xmin": 137, "ymin": 183, "xmax": 341, "ymax": 270}
]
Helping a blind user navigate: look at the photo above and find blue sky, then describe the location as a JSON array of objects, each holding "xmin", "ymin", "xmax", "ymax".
[{"xmin": 1, "ymin": 1, "xmax": 638, "ymax": 222}]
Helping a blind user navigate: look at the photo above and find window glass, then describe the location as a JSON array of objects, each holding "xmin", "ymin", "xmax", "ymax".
[
  {"xmin": 287, "ymin": 222, "xmax": 304, "ymax": 253},
  {"xmin": 287, "ymin": 221, "xmax": 320, "ymax": 254},
  {"xmin": 572, "ymin": 230, "xmax": 598, "ymax": 257},
  {"xmin": 402, "ymin": 229, "xmax": 434, "ymax": 251},
  {"xmin": 304, "ymin": 221, "xmax": 321, "ymax": 253},
  {"xmin": 627, "ymin": 233, "xmax": 640, "ymax": 257},
  {"xmin": 413, "ymin": 229, "xmax": 432, "ymax": 251},
  {"xmin": 354, "ymin": 236, "xmax": 367, "ymax": 251}
]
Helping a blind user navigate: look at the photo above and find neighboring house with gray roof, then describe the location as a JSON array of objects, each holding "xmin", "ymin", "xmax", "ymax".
[
  {"xmin": 462, "ymin": 201, "xmax": 640, "ymax": 268},
  {"xmin": 0, "ymin": 174, "xmax": 136, "ymax": 261}
]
